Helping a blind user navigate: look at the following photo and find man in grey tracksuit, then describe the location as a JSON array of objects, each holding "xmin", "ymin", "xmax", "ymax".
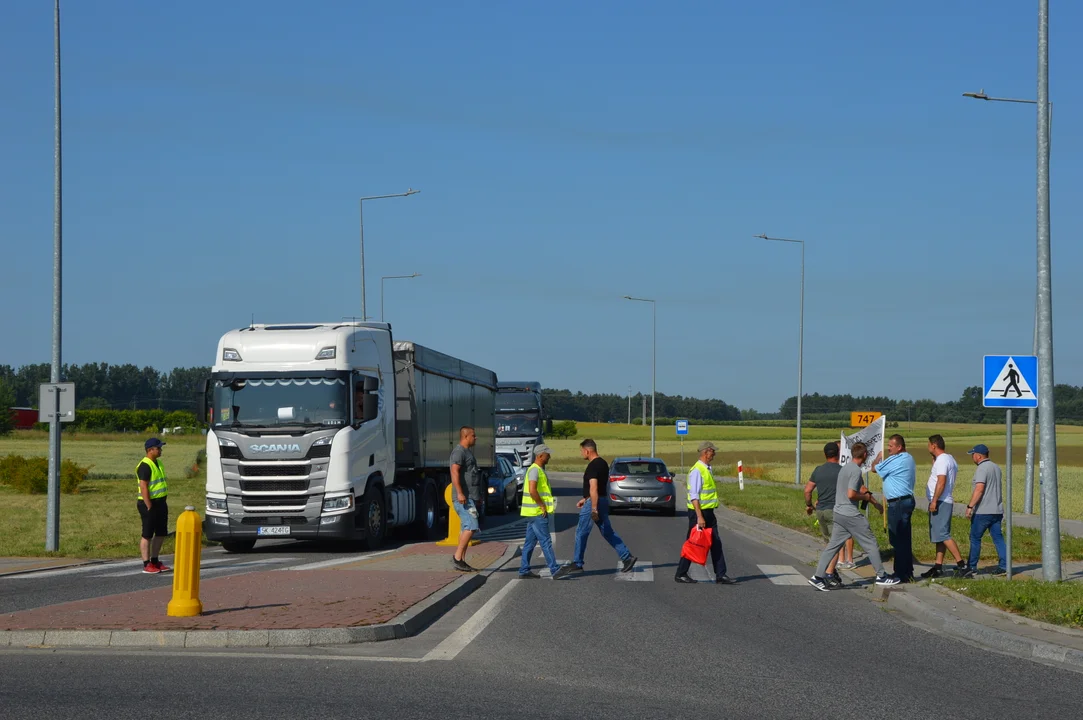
[{"xmin": 809, "ymin": 442, "xmax": 900, "ymax": 591}]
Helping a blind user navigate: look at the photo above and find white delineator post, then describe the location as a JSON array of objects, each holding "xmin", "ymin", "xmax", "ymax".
[{"xmin": 738, "ymin": 460, "xmax": 744, "ymax": 491}]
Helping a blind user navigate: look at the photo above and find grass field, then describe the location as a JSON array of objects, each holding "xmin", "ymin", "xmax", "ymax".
[
  {"xmin": 939, "ymin": 577, "xmax": 1083, "ymax": 629},
  {"xmin": 544, "ymin": 422, "xmax": 1083, "ymax": 518}
]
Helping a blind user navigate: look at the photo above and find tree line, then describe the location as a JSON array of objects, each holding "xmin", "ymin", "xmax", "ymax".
[{"xmin": 0, "ymin": 363, "xmax": 209, "ymax": 411}]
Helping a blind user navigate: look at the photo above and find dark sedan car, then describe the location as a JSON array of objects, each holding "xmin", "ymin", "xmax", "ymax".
[
  {"xmin": 607, "ymin": 457, "xmax": 677, "ymax": 515},
  {"xmin": 486, "ymin": 454, "xmax": 519, "ymax": 515}
]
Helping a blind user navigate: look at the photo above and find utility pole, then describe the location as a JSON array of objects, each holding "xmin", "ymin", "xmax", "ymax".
[
  {"xmin": 46, "ymin": 0, "xmax": 63, "ymax": 552},
  {"xmin": 627, "ymin": 386, "xmax": 632, "ymax": 425}
]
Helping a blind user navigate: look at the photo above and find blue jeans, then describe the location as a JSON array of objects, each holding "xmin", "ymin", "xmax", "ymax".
[
  {"xmin": 968, "ymin": 513, "xmax": 1007, "ymax": 570},
  {"xmin": 573, "ymin": 498, "xmax": 630, "ymax": 568},
  {"xmin": 520, "ymin": 516, "xmax": 560, "ymax": 576}
]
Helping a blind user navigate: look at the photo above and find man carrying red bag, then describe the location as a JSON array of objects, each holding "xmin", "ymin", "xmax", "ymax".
[{"xmin": 675, "ymin": 441, "xmax": 735, "ymax": 585}]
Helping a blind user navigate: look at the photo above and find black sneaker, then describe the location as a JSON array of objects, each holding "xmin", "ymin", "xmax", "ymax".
[
  {"xmin": 920, "ymin": 566, "xmax": 943, "ymax": 579},
  {"xmin": 807, "ymin": 576, "xmax": 829, "ymax": 592},
  {"xmin": 567, "ymin": 564, "xmax": 585, "ymax": 574},
  {"xmin": 826, "ymin": 572, "xmax": 844, "ymax": 588},
  {"xmin": 518, "ymin": 571, "xmax": 541, "ymax": 579},
  {"xmin": 551, "ymin": 564, "xmax": 574, "ymax": 580},
  {"xmin": 453, "ymin": 558, "xmax": 478, "ymax": 573},
  {"xmin": 621, "ymin": 556, "xmax": 639, "ymax": 573},
  {"xmin": 990, "ymin": 566, "xmax": 1007, "ymax": 577},
  {"xmin": 674, "ymin": 574, "xmax": 697, "ymax": 584},
  {"xmin": 714, "ymin": 575, "xmax": 736, "ymax": 585},
  {"xmin": 875, "ymin": 574, "xmax": 901, "ymax": 586}
]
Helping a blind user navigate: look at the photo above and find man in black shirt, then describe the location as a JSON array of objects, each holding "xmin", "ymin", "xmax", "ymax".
[{"xmin": 567, "ymin": 439, "xmax": 637, "ymax": 573}]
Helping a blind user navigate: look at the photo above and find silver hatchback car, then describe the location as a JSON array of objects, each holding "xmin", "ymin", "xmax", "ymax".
[{"xmin": 607, "ymin": 457, "xmax": 677, "ymax": 516}]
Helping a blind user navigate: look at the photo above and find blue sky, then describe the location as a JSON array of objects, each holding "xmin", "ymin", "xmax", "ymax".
[{"xmin": 2, "ymin": 1, "xmax": 1081, "ymax": 412}]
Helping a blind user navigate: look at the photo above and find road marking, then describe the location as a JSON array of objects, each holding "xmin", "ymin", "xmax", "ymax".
[
  {"xmin": 284, "ymin": 550, "xmax": 397, "ymax": 571},
  {"xmin": 96, "ymin": 557, "xmax": 299, "ymax": 578},
  {"xmin": 688, "ymin": 564, "xmax": 715, "ymax": 583},
  {"xmin": 757, "ymin": 564, "xmax": 809, "ymax": 586},
  {"xmin": 4, "ymin": 561, "xmax": 128, "ymax": 580},
  {"xmin": 423, "ymin": 579, "xmax": 519, "ymax": 661},
  {"xmin": 538, "ymin": 560, "xmax": 570, "ymax": 579},
  {"xmin": 614, "ymin": 560, "xmax": 654, "ymax": 582},
  {"xmin": 95, "ymin": 557, "xmax": 236, "ymax": 577}
]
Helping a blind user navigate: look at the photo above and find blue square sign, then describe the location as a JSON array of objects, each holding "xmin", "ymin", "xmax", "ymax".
[
  {"xmin": 983, "ymin": 355, "xmax": 1038, "ymax": 409},
  {"xmin": 676, "ymin": 420, "xmax": 689, "ymax": 436}
]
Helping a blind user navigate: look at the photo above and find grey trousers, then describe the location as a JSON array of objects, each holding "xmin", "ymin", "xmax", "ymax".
[{"xmin": 815, "ymin": 511, "xmax": 886, "ymax": 577}]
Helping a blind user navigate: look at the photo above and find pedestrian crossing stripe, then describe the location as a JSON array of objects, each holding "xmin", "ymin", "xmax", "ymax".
[
  {"xmin": 757, "ymin": 564, "xmax": 809, "ymax": 585},
  {"xmin": 614, "ymin": 560, "xmax": 654, "ymax": 581},
  {"xmin": 984, "ymin": 356, "xmax": 1036, "ymax": 401}
]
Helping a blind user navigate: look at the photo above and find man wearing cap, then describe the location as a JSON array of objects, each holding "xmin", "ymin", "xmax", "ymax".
[
  {"xmin": 962, "ymin": 444, "xmax": 1007, "ymax": 577},
  {"xmin": 136, "ymin": 438, "xmax": 170, "ymax": 574},
  {"xmin": 674, "ymin": 441, "xmax": 734, "ymax": 584},
  {"xmin": 519, "ymin": 444, "xmax": 572, "ymax": 579}
]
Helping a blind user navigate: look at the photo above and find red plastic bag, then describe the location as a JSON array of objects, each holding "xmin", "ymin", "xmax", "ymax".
[{"xmin": 680, "ymin": 526, "xmax": 713, "ymax": 565}]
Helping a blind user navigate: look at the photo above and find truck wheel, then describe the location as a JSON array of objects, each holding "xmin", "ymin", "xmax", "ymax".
[
  {"xmin": 415, "ymin": 480, "xmax": 439, "ymax": 541},
  {"xmin": 360, "ymin": 485, "xmax": 386, "ymax": 550},
  {"xmin": 221, "ymin": 539, "xmax": 256, "ymax": 553}
]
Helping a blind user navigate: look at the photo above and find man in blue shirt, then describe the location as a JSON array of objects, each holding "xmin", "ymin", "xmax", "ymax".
[{"xmin": 871, "ymin": 434, "xmax": 917, "ymax": 582}]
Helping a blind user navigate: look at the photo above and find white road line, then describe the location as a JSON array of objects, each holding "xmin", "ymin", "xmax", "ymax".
[
  {"xmin": 4, "ymin": 561, "xmax": 128, "ymax": 580},
  {"xmin": 285, "ymin": 550, "xmax": 397, "ymax": 571},
  {"xmin": 96, "ymin": 557, "xmax": 299, "ymax": 578},
  {"xmin": 423, "ymin": 579, "xmax": 519, "ymax": 661},
  {"xmin": 95, "ymin": 557, "xmax": 236, "ymax": 577},
  {"xmin": 688, "ymin": 564, "xmax": 715, "ymax": 583},
  {"xmin": 758, "ymin": 564, "xmax": 809, "ymax": 586},
  {"xmin": 614, "ymin": 560, "xmax": 654, "ymax": 582},
  {"xmin": 538, "ymin": 559, "xmax": 570, "ymax": 579}
]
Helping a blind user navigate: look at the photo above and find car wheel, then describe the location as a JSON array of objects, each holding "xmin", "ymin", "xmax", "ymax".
[{"xmin": 221, "ymin": 539, "xmax": 256, "ymax": 553}]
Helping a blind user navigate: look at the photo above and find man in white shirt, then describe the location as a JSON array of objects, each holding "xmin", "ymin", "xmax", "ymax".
[{"xmin": 922, "ymin": 434, "xmax": 966, "ymax": 578}]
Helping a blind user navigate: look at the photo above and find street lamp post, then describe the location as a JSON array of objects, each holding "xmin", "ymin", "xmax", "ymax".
[
  {"xmin": 380, "ymin": 273, "xmax": 421, "ymax": 322},
  {"xmin": 756, "ymin": 234, "xmax": 805, "ymax": 486},
  {"xmin": 623, "ymin": 296, "xmax": 656, "ymax": 457},
  {"xmin": 359, "ymin": 189, "xmax": 419, "ymax": 320},
  {"xmin": 963, "ymin": 88, "xmax": 1052, "ymax": 517},
  {"xmin": 47, "ymin": 0, "xmax": 63, "ymax": 551}
]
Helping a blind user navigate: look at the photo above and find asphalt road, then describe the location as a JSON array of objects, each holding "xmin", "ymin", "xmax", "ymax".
[{"xmin": 2, "ymin": 472, "xmax": 1080, "ymax": 719}]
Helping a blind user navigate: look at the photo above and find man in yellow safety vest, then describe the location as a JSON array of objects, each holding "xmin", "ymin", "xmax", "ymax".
[
  {"xmin": 136, "ymin": 438, "xmax": 170, "ymax": 574},
  {"xmin": 675, "ymin": 441, "xmax": 734, "ymax": 584},
  {"xmin": 518, "ymin": 445, "xmax": 572, "ymax": 580}
]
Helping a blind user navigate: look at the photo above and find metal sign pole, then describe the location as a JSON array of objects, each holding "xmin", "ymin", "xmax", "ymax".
[{"xmin": 1006, "ymin": 409, "xmax": 1013, "ymax": 580}]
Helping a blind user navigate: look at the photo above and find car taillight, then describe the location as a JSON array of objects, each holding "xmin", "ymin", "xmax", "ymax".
[
  {"xmin": 610, "ymin": 494, "xmax": 620, "ymax": 501},
  {"xmin": 657, "ymin": 475, "xmax": 672, "ymax": 483},
  {"xmin": 610, "ymin": 475, "xmax": 627, "ymax": 482}
]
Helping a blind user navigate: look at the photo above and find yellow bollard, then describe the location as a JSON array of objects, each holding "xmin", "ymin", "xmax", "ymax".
[
  {"xmin": 167, "ymin": 505, "xmax": 203, "ymax": 617},
  {"xmin": 435, "ymin": 484, "xmax": 480, "ymax": 547}
]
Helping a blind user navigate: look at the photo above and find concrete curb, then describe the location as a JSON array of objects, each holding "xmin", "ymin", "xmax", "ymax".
[
  {"xmin": 886, "ymin": 589, "xmax": 1083, "ymax": 670},
  {"xmin": 1, "ymin": 543, "xmax": 520, "ymax": 649}
]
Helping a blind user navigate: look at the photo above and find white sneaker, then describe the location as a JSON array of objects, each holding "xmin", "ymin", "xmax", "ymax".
[{"xmin": 875, "ymin": 574, "xmax": 901, "ymax": 586}]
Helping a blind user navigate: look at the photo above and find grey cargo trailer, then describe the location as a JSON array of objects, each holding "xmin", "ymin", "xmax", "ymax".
[{"xmin": 393, "ymin": 341, "xmax": 497, "ymax": 471}]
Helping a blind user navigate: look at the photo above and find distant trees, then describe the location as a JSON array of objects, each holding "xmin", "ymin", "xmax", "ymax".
[{"xmin": 0, "ymin": 363, "xmax": 210, "ymax": 411}]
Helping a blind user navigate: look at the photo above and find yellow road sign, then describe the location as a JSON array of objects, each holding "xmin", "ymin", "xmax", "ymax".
[{"xmin": 850, "ymin": 411, "xmax": 882, "ymax": 428}]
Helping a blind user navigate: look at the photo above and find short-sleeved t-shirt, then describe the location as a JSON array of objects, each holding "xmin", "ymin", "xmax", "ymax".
[
  {"xmin": 583, "ymin": 457, "xmax": 609, "ymax": 498},
  {"xmin": 927, "ymin": 453, "xmax": 959, "ymax": 504},
  {"xmin": 972, "ymin": 460, "xmax": 1004, "ymax": 515},
  {"xmin": 809, "ymin": 462, "xmax": 841, "ymax": 510},
  {"xmin": 449, "ymin": 444, "xmax": 481, "ymax": 502},
  {"xmin": 136, "ymin": 459, "xmax": 161, "ymax": 482},
  {"xmin": 833, "ymin": 462, "xmax": 866, "ymax": 517}
]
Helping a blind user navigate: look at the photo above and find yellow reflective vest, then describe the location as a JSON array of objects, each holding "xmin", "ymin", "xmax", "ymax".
[
  {"xmin": 520, "ymin": 463, "xmax": 555, "ymax": 517},
  {"xmin": 136, "ymin": 457, "xmax": 168, "ymax": 499},
  {"xmin": 687, "ymin": 460, "xmax": 718, "ymax": 510}
]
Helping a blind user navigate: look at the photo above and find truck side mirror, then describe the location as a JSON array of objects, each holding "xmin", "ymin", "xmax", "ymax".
[
  {"xmin": 197, "ymin": 379, "xmax": 209, "ymax": 424},
  {"xmin": 361, "ymin": 394, "xmax": 378, "ymax": 423},
  {"xmin": 545, "ymin": 419, "xmax": 553, "ymax": 434}
]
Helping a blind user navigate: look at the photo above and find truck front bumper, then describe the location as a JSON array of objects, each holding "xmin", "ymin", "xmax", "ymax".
[{"xmin": 203, "ymin": 511, "xmax": 357, "ymax": 542}]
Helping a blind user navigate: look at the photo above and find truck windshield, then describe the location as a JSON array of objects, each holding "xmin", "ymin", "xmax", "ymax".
[
  {"xmin": 212, "ymin": 376, "xmax": 349, "ymax": 428},
  {"xmin": 496, "ymin": 392, "xmax": 540, "ymax": 412},
  {"xmin": 496, "ymin": 413, "xmax": 540, "ymax": 437}
]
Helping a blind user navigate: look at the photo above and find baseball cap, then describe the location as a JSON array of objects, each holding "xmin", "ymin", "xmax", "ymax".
[
  {"xmin": 698, "ymin": 441, "xmax": 718, "ymax": 453},
  {"xmin": 967, "ymin": 443, "xmax": 990, "ymax": 456},
  {"xmin": 533, "ymin": 444, "xmax": 552, "ymax": 457},
  {"xmin": 145, "ymin": 438, "xmax": 166, "ymax": 451}
]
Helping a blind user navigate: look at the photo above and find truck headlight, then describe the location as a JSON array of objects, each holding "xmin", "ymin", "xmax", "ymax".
[
  {"xmin": 487, "ymin": 486, "xmax": 496, "ymax": 494},
  {"xmin": 323, "ymin": 495, "xmax": 353, "ymax": 512},
  {"xmin": 207, "ymin": 496, "xmax": 227, "ymax": 512}
]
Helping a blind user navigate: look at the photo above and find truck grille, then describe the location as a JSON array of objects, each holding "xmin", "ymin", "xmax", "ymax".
[
  {"xmin": 240, "ymin": 479, "xmax": 309, "ymax": 492},
  {"xmin": 240, "ymin": 516, "xmax": 309, "ymax": 526},
  {"xmin": 240, "ymin": 463, "xmax": 309, "ymax": 477}
]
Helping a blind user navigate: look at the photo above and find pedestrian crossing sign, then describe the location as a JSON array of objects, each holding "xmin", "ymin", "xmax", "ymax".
[{"xmin": 983, "ymin": 355, "xmax": 1038, "ymax": 409}]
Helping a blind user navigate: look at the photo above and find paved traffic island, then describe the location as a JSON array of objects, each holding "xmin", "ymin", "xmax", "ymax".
[{"xmin": 0, "ymin": 541, "xmax": 512, "ymax": 647}]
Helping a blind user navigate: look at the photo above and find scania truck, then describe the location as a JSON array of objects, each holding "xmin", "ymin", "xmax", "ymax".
[
  {"xmin": 200, "ymin": 322, "xmax": 497, "ymax": 552},
  {"xmin": 495, "ymin": 381, "xmax": 544, "ymax": 467}
]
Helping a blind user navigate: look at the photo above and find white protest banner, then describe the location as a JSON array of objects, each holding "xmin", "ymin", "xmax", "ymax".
[{"xmin": 838, "ymin": 416, "xmax": 886, "ymax": 472}]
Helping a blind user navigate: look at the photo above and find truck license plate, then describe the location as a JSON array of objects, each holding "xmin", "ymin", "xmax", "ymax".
[{"xmin": 257, "ymin": 526, "xmax": 291, "ymax": 536}]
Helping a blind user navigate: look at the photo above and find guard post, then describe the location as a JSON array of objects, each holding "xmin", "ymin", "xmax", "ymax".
[
  {"xmin": 167, "ymin": 506, "xmax": 203, "ymax": 617},
  {"xmin": 436, "ymin": 484, "xmax": 479, "ymax": 547}
]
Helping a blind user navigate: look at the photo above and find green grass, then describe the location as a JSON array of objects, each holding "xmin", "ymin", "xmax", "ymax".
[
  {"xmin": 939, "ymin": 577, "xmax": 1083, "ymax": 629},
  {"xmin": 714, "ymin": 484, "xmax": 1083, "ymax": 564},
  {"xmin": 0, "ymin": 431, "xmax": 205, "ymax": 479}
]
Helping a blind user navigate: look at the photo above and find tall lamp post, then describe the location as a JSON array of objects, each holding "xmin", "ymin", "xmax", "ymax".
[
  {"xmin": 380, "ymin": 273, "xmax": 421, "ymax": 322},
  {"xmin": 623, "ymin": 296, "xmax": 656, "ymax": 457},
  {"xmin": 963, "ymin": 88, "xmax": 1051, "ymax": 518},
  {"xmin": 359, "ymin": 189, "xmax": 419, "ymax": 320},
  {"xmin": 756, "ymin": 234, "xmax": 805, "ymax": 486},
  {"xmin": 47, "ymin": 0, "xmax": 63, "ymax": 551}
]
